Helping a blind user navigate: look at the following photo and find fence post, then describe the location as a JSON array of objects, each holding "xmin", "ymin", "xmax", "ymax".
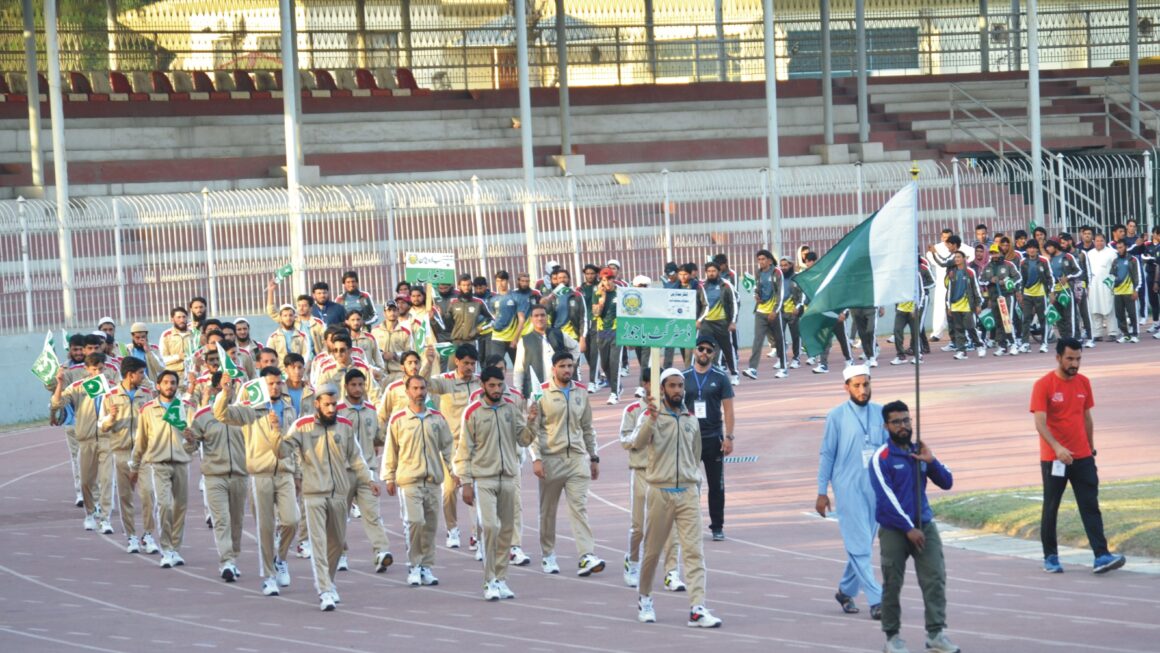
[
  {"xmin": 952, "ymin": 157, "xmax": 964, "ymax": 237},
  {"xmin": 759, "ymin": 168, "xmax": 770, "ymax": 251},
  {"xmin": 1055, "ymin": 153, "xmax": 1069, "ymax": 231},
  {"xmin": 201, "ymin": 188, "xmax": 220, "ymax": 315},
  {"xmin": 18, "ymin": 196, "xmax": 34, "ymax": 332},
  {"xmin": 112, "ymin": 198, "xmax": 128, "ymax": 325},
  {"xmin": 471, "ymin": 176, "xmax": 488, "ymax": 278},
  {"xmin": 1144, "ymin": 150, "xmax": 1155, "ymax": 233},
  {"xmin": 855, "ymin": 161, "xmax": 865, "ymax": 217},
  {"xmin": 384, "ymin": 184, "xmax": 400, "ymax": 292},
  {"xmin": 661, "ymin": 169, "xmax": 674, "ymax": 263},
  {"xmin": 566, "ymin": 173, "xmax": 582, "ymax": 276}
]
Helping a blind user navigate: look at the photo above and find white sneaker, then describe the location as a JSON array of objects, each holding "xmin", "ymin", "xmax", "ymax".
[
  {"xmin": 159, "ymin": 551, "xmax": 174, "ymax": 569},
  {"xmin": 623, "ymin": 556, "xmax": 640, "ymax": 587},
  {"xmin": 350, "ymin": 503, "xmax": 361, "ymax": 519},
  {"xmin": 772, "ymin": 358, "xmax": 781, "ymax": 369},
  {"xmin": 952, "ymin": 351, "xmax": 967, "ymax": 360},
  {"xmin": 977, "ymin": 347, "xmax": 986, "ymax": 358},
  {"xmin": 924, "ymin": 630, "xmax": 960, "ymax": 653},
  {"xmin": 1039, "ymin": 343, "xmax": 1049, "ymax": 353},
  {"xmin": 634, "ymin": 386, "xmax": 646, "ymax": 398},
  {"xmin": 1117, "ymin": 335, "xmax": 1130, "ymax": 344},
  {"xmin": 319, "ymin": 591, "xmax": 337, "ymax": 611},
  {"xmin": 730, "ymin": 374, "xmax": 739, "ymax": 386},
  {"xmin": 142, "ymin": 533, "xmax": 160, "ymax": 554},
  {"xmin": 83, "ymin": 515, "xmax": 96, "ymax": 531},
  {"xmin": 741, "ymin": 368, "xmax": 758, "ymax": 380},
  {"xmin": 541, "ymin": 554, "xmax": 560, "ymax": 575},
  {"xmin": 509, "ymin": 546, "xmax": 531, "ymax": 566},
  {"xmin": 812, "ymin": 364, "xmax": 830, "ymax": 374},
  {"xmin": 577, "ymin": 553, "xmax": 606, "ymax": 577},
  {"xmin": 1083, "ymin": 339, "xmax": 1096, "ymax": 348},
  {"xmin": 1130, "ymin": 336, "xmax": 1139, "ymax": 343},
  {"xmin": 587, "ymin": 383, "xmax": 599, "ymax": 394},
  {"xmin": 806, "ymin": 356, "xmax": 816, "ymax": 365},
  {"xmin": 483, "ymin": 580, "xmax": 501, "ymax": 601},
  {"xmin": 474, "ymin": 548, "xmax": 483, "ymax": 561},
  {"xmin": 221, "ymin": 563, "xmax": 238, "ymax": 583},
  {"xmin": 619, "ymin": 367, "xmax": 629, "ymax": 377},
  {"xmin": 331, "ymin": 588, "xmax": 341, "ymax": 604},
  {"xmin": 1154, "ymin": 331, "xmax": 1160, "ymax": 340},
  {"xmin": 125, "ymin": 536, "xmax": 140, "ymax": 554},
  {"xmin": 495, "ymin": 579, "xmax": 515, "ymax": 599},
  {"xmin": 940, "ymin": 343, "xmax": 957, "ymax": 352},
  {"xmin": 890, "ymin": 356, "xmax": 907, "ymax": 365},
  {"xmin": 606, "ymin": 393, "xmax": 619, "ymax": 406},
  {"xmin": 993, "ymin": 347, "xmax": 1005, "ymax": 356},
  {"xmin": 337, "ymin": 553, "xmax": 349, "ymax": 571},
  {"xmin": 1020, "ymin": 342, "xmax": 1031, "ymax": 353},
  {"xmin": 638, "ymin": 595, "xmax": 657, "ymax": 623},
  {"xmin": 446, "ymin": 527, "xmax": 461, "ymax": 549},
  {"xmin": 419, "ymin": 566, "xmax": 438, "ymax": 586},
  {"xmin": 99, "ymin": 519, "xmax": 113, "ymax": 535},
  {"xmin": 375, "ymin": 551, "xmax": 394, "ymax": 573},
  {"xmin": 688, "ymin": 604, "xmax": 723, "ymax": 628},
  {"xmin": 469, "ymin": 535, "xmax": 479, "ymax": 551},
  {"xmin": 407, "ymin": 566, "xmax": 421, "ymax": 586},
  {"xmin": 790, "ymin": 358, "xmax": 801, "ymax": 369},
  {"xmin": 867, "ymin": 357, "xmax": 878, "ymax": 368},
  {"xmin": 170, "ymin": 550, "xmax": 185, "ymax": 566},
  {"xmin": 296, "ymin": 540, "xmax": 312, "ymax": 558},
  {"xmin": 663, "ymin": 569, "xmax": 686, "ymax": 591},
  {"xmin": 262, "ymin": 577, "xmax": 280, "ymax": 596},
  {"xmin": 74, "ymin": 492, "xmax": 84, "ymax": 507},
  {"xmin": 883, "ymin": 634, "xmax": 911, "ymax": 653},
  {"xmin": 767, "ymin": 349, "xmax": 776, "ymax": 359},
  {"xmin": 845, "ymin": 359, "xmax": 855, "ymax": 368},
  {"xmin": 774, "ymin": 370, "xmax": 788, "ymax": 379},
  {"xmin": 275, "ymin": 559, "xmax": 291, "ymax": 586}
]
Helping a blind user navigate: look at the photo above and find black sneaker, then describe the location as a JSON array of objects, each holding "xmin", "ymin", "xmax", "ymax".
[
  {"xmin": 711, "ymin": 530, "xmax": 725, "ymax": 542},
  {"xmin": 835, "ymin": 591, "xmax": 859, "ymax": 614}
]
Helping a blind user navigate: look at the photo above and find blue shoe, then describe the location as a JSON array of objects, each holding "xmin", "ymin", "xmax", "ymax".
[
  {"xmin": 1093, "ymin": 553, "xmax": 1126, "ymax": 574},
  {"xmin": 1043, "ymin": 555, "xmax": 1063, "ymax": 573}
]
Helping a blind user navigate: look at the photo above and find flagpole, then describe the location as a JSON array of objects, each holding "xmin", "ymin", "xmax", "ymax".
[{"xmin": 909, "ymin": 162, "xmax": 923, "ymax": 530}]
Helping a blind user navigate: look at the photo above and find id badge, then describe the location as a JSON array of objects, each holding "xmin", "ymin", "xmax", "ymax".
[
  {"xmin": 694, "ymin": 401, "xmax": 707, "ymax": 419},
  {"xmin": 861, "ymin": 446, "xmax": 876, "ymax": 469},
  {"xmin": 1051, "ymin": 460, "xmax": 1066, "ymax": 477}
]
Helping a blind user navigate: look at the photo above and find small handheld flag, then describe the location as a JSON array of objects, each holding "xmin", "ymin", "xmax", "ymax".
[
  {"xmin": 30, "ymin": 331, "xmax": 60, "ymax": 386},
  {"xmin": 162, "ymin": 400, "xmax": 188, "ymax": 431},
  {"xmin": 740, "ymin": 272, "xmax": 757, "ymax": 294},
  {"xmin": 237, "ymin": 378, "xmax": 271, "ymax": 407},
  {"xmin": 82, "ymin": 374, "xmax": 112, "ymax": 399},
  {"xmin": 217, "ymin": 343, "xmax": 245, "ymax": 379},
  {"xmin": 274, "ymin": 263, "xmax": 294, "ymax": 284},
  {"xmin": 529, "ymin": 365, "xmax": 544, "ymax": 402}
]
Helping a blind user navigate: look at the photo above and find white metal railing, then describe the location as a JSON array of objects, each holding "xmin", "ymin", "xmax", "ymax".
[{"xmin": 0, "ymin": 155, "xmax": 1149, "ymax": 335}]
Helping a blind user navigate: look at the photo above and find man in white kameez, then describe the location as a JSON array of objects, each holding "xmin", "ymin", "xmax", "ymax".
[
  {"xmin": 815, "ymin": 364, "xmax": 886, "ymax": 620},
  {"xmin": 1087, "ymin": 233, "xmax": 1119, "ymax": 341},
  {"xmin": 925, "ymin": 230, "xmax": 955, "ymax": 341}
]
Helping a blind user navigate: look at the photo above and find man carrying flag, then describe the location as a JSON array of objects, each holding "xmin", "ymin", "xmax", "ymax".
[
  {"xmin": 98, "ymin": 357, "xmax": 155, "ymax": 553},
  {"xmin": 51, "ymin": 353, "xmax": 111, "ymax": 532},
  {"xmin": 129, "ymin": 370, "xmax": 198, "ymax": 568}
]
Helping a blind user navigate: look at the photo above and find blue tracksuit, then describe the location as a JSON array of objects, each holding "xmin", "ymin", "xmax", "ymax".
[{"xmin": 868, "ymin": 441, "xmax": 954, "ymax": 532}]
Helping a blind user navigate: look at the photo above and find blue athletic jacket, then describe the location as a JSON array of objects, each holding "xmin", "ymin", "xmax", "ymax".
[{"xmin": 868, "ymin": 440, "xmax": 953, "ymax": 532}]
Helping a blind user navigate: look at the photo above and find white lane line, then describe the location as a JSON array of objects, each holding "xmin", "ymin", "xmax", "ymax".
[
  {"xmin": 0, "ymin": 460, "xmax": 69, "ymax": 490},
  {"xmin": 0, "ymin": 627, "xmax": 125, "ymax": 652},
  {"xmin": 0, "ymin": 441, "xmax": 58, "ymax": 456}
]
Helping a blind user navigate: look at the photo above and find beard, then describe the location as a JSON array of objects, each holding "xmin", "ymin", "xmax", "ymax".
[
  {"xmin": 317, "ymin": 412, "xmax": 337, "ymax": 426},
  {"xmin": 850, "ymin": 395, "xmax": 871, "ymax": 407},
  {"xmin": 889, "ymin": 428, "xmax": 912, "ymax": 447}
]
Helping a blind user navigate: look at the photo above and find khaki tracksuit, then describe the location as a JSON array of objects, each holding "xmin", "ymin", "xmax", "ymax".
[
  {"xmin": 351, "ymin": 331, "xmax": 384, "ymax": 371},
  {"xmin": 191, "ymin": 403, "xmax": 249, "ymax": 568},
  {"xmin": 56, "ymin": 363, "xmax": 88, "ymax": 497},
  {"xmin": 630, "ymin": 403, "xmax": 707, "ymax": 607},
  {"xmin": 427, "ymin": 372, "xmax": 481, "ymax": 534},
  {"xmin": 338, "ymin": 402, "xmax": 392, "ymax": 561},
  {"xmin": 98, "ymin": 383, "xmax": 156, "ymax": 537},
  {"xmin": 314, "ymin": 360, "xmax": 380, "ymax": 406},
  {"xmin": 382, "ymin": 406, "xmax": 455, "ymax": 569},
  {"xmin": 618, "ymin": 401, "xmax": 678, "ymax": 571},
  {"xmin": 51, "ymin": 379, "xmax": 103, "ymax": 516},
  {"xmin": 280, "ymin": 414, "xmax": 374, "ymax": 595},
  {"xmin": 131, "ymin": 398, "xmax": 197, "ymax": 552},
  {"xmin": 455, "ymin": 397, "xmax": 535, "ymax": 582},
  {"xmin": 528, "ymin": 379, "xmax": 598, "ymax": 558},
  {"xmin": 371, "ymin": 322, "xmax": 412, "ymax": 380},
  {"xmin": 286, "ymin": 381, "xmax": 317, "ymax": 550},
  {"xmin": 213, "ymin": 390, "xmax": 300, "ymax": 580},
  {"xmin": 265, "ymin": 328, "xmax": 310, "ymax": 368},
  {"xmin": 471, "ymin": 386, "xmax": 529, "ymax": 548},
  {"xmin": 265, "ymin": 303, "xmax": 325, "ymax": 357},
  {"xmin": 159, "ymin": 327, "xmax": 195, "ymax": 372}
]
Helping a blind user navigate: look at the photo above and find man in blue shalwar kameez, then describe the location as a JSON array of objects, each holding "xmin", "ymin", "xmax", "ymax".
[{"xmin": 815, "ymin": 363, "xmax": 885, "ymax": 619}]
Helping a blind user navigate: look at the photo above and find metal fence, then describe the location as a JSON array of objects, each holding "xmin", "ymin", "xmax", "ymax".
[
  {"xmin": 2, "ymin": 1, "xmax": 1158, "ymax": 89},
  {"xmin": 1, "ymin": 154, "xmax": 1150, "ymax": 335}
]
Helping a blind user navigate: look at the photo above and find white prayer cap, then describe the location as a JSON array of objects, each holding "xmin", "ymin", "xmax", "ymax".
[
  {"xmin": 97, "ymin": 316, "xmax": 115, "ymax": 328},
  {"xmin": 606, "ymin": 258, "xmax": 622, "ymax": 268},
  {"xmin": 631, "ymin": 275, "xmax": 651, "ymax": 287},
  {"xmin": 659, "ymin": 367, "xmax": 684, "ymax": 384},
  {"xmin": 234, "ymin": 317, "xmax": 250, "ymax": 325},
  {"xmin": 278, "ymin": 303, "xmax": 295, "ymax": 313},
  {"xmin": 843, "ymin": 364, "xmax": 871, "ymax": 382}
]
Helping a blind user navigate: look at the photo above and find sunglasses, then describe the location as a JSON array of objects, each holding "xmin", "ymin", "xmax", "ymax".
[{"xmin": 696, "ymin": 346, "xmax": 715, "ymax": 353}]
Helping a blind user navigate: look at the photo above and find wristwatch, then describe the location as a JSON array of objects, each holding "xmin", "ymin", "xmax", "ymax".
[
  {"xmin": 725, "ymin": 434, "xmax": 735, "ymax": 441},
  {"xmin": 589, "ymin": 455, "xmax": 600, "ymax": 464}
]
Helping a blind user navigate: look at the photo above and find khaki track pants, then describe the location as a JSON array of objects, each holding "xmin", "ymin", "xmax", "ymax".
[
  {"xmin": 537, "ymin": 454, "xmax": 595, "ymax": 558},
  {"xmin": 346, "ymin": 471, "xmax": 391, "ymax": 560},
  {"xmin": 78, "ymin": 438, "xmax": 99, "ymax": 515},
  {"xmin": 303, "ymin": 495, "xmax": 347, "ymax": 595},
  {"xmin": 147, "ymin": 462, "xmax": 189, "ymax": 552},
  {"xmin": 627, "ymin": 468, "xmax": 678, "ymax": 571},
  {"xmin": 99, "ymin": 447, "xmax": 139, "ymax": 536},
  {"xmin": 398, "ymin": 482, "xmax": 439, "ymax": 569},
  {"xmin": 639, "ymin": 486, "xmax": 707, "ymax": 607},
  {"xmin": 205, "ymin": 474, "xmax": 247, "ymax": 566},
  {"xmin": 252, "ymin": 472, "xmax": 299, "ymax": 579},
  {"xmin": 473, "ymin": 476, "xmax": 518, "ymax": 582}
]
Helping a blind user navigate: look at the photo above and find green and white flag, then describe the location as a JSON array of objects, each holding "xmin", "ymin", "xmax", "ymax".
[
  {"xmin": 237, "ymin": 378, "xmax": 271, "ymax": 407},
  {"xmin": 794, "ymin": 183, "xmax": 919, "ymax": 356},
  {"xmin": 411, "ymin": 316, "xmax": 430, "ymax": 353},
  {"xmin": 30, "ymin": 331, "xmax": 60, "ymax": 386},
  {"xmin": 434, "ymin": 342, "xmax": 457, "ymax": 359},
  {"xmin": 217, "ymin": 343, "xmax": 245, "ymax": 379},
  {"xmin": 614, "ymin": 288, "xmax": 698, "ymax": 349},
  {"xmin": 740, "ymin": 272, "xmax": 757, "ymax": 294},
  {"xmin": 82, "ymin": 373, "xmax": 112, "ymax": 399},
  {"xmin": 162, "ymin": 400, "xmax": 188, "ymax": 431},
  {"xmin": 404, "ymin": 252, "xmax": 456, "ymax": 286},
  {"xmin": 529, "ymin": 364, "xmax": 544, "ymax": 402},
  {"xmin": 116, "ymin": 341, "xmax": 131, "ymax": 359},
  {"xmin": 274, "ymin": 263, "xmax": 294, "ymax": 284},
  {"xmin": 979, "ymin": 308, "xmax": 996, "ymax": 331}
]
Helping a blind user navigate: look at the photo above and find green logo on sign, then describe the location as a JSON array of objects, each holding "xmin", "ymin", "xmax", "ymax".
[{"xmin": 621, "ymin": 290, "xmax": 644, "ymax": 316}]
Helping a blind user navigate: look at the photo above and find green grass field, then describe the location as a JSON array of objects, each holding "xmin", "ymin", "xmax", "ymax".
[{"xmin": 932, "ymin": 478, "xmax": 1160, "ymax": 558}]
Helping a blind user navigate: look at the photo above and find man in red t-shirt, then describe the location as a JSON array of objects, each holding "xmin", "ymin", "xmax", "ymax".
[{"xmin": 1029, "ymin": 337, "xmax": 1125, "ymax": 575}]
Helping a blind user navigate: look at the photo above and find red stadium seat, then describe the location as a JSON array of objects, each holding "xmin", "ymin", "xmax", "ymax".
[
  {"xmin": 395, "ymin": 67, "xmax": 431, "ymax": 95},
  {"xmin": 311, "ymin": 69, "xmax": 352, "ymax": 97},
  {"xmin": 150, "ymin": 71, "xmax": 189, "ymax": 100},
  {"xmin": 108, "ymin": 71, "xmax": 147, "ymax": 100},
  {"xmin": 354, "ymin": 68, "xmax": 393, "ymax": 96}
]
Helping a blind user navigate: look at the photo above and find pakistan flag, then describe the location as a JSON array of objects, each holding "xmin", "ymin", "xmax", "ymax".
[{"xmin": 793, "ymin": 183, "xmax": 919, "ymax": 357}]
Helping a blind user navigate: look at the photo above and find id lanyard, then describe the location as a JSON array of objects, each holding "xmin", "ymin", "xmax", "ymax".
[
  {"xmin": 691, "ymin": 370, "xmax": 710, "ymax": 420},
  {"xmin": 848, "ymin": 401, "xmax": 875, "ymax": 468}
]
